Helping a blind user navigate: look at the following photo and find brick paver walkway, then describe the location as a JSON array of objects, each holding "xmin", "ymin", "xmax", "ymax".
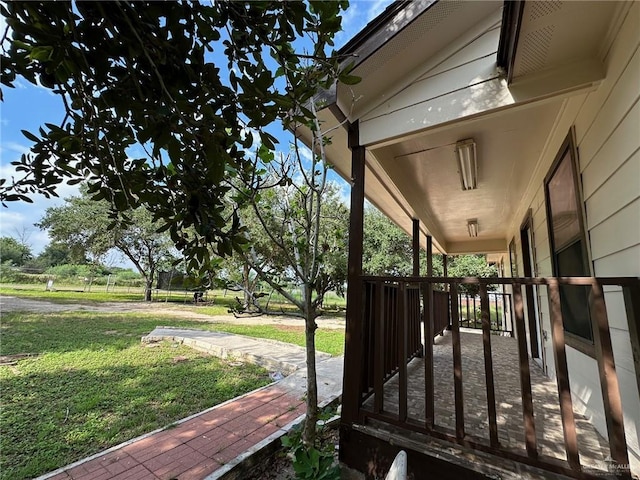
[
  {"xmin": 44, "ymin": 384, "xmax": 306, "ymax": 480},
  {"xmin": 38, "ymin": 328, "xmax": 344, "ymax": 480}
]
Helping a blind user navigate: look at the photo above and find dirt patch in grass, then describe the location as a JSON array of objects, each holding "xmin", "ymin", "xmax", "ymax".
[{"xmin": 0, "ymin": 353, "xmax": 39, "ymax": 366}]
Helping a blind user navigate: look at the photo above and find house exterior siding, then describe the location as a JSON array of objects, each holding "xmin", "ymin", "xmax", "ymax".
[{"xmin": 507, "ymin": 2, "xmax": 640, "ymax": 471}]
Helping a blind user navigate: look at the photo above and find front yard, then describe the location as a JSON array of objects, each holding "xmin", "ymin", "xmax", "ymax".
[{"xmin": 0, "ymin": 312, "xmax": 273, "ymax": 480}]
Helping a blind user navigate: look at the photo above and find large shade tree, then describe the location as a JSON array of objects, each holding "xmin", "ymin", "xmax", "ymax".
[
  {"xmin": 363, "ymin": 206, "xmax": 444, "ymax": 277},
  {"xmin": 38, "ymin": 189, "xmax": 177, "ymax": 301},
  {"xmin": 31, "ymin": 241, "xmax": 81, "ymax": 268},
  {"xmin": 0, "ymin": 1, "xmax": 351, "ymax": 271},
  {"xmin": 0, "ymin": 236, "xmax": 32, "ymax": 266}
]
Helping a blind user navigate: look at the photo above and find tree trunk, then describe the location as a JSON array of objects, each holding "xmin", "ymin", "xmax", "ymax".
[
  {"xmin": 302, "ymin": 288, "xmax": 319, "ymax": 446},
  {"xmin": 243, "ymin": 263, "xmax": 251, "ymax": 308},
  {"xmin": 144, "ymin": 278, "xmax": 153, "ymax": 302}
]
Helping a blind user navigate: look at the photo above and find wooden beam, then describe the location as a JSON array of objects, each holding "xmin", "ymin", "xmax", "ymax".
[{"xmin": 342, "ymin": 121, "xmax": 366, "ymax": 427}]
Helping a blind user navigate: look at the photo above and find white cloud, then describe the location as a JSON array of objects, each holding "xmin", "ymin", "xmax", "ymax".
[
  {"xmin": 298, "ymin": 144, "xmax": 313, "ymax": 162},
  {"xmin": 0, "ymin": 156, "xmax": 80, "ymax": 255}
]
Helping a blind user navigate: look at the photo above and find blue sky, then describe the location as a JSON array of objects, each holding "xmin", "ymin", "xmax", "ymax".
[{"xmin": 0, "ymin": 1, "xmax": 392, "ymax": 264}]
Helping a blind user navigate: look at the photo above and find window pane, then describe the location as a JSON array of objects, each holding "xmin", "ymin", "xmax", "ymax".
[
  {"xmin": 556, "ymin": 241, "xmax": 593, "ymax": 342},
  {"xmin": 548, "ymin": 152, "xmax": 580, "ymax": 248}
]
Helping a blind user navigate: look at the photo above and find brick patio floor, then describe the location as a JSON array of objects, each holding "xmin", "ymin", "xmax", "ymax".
[{"xmin": 365, "ymin": 329, "xmax": 611, "ymax": 473}]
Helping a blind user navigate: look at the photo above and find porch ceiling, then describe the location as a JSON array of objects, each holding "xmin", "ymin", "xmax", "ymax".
[{"xmin": 368, "ymin": 97, "xmax": 566, "ymax": 255}]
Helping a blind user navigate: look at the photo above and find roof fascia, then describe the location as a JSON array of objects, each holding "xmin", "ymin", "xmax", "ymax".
[
  {"xmin": 337, "ymin": 1, "xmax": 413, "ymax": 56},
  {"xmin": 337, "ymin": 0, "xmax": 438, "ymax": 71},
  {"xmin": 496, "ymin": 0, "xmax": 525, "ymax": 84}
]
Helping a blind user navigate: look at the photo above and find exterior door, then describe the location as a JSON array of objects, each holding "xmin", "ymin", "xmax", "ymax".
[{"xmin": 520, "ymin": 211, "xmax": 545, "ymax": 372}]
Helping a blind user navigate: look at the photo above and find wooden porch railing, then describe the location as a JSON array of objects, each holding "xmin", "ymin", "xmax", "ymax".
[
  {"xmin": 361, "ymin": 282, "xmax": 423, "ymax": 400},
  {"xmin": 351, "ymin": 275, "xmax": 640, "ymax": 479},
  {"xmin": 458, "ymin": 292, "xmax": 513, "ymax": 336}
]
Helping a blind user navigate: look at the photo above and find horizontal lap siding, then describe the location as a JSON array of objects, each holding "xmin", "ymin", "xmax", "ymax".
[{"xmin": 571, "ymin": 3, "xmax": 639, "ymax": 471}]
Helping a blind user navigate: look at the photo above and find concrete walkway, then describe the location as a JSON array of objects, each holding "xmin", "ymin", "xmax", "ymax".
[
  {"xmin": 38, "ymin": 328, "xmax": 344, "ymax": 480},
  {"xmin": 142, "ymin": 327, "xmax": 332, "ymax": 375}
]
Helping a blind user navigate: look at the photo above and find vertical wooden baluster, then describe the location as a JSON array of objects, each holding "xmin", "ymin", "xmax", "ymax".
[
  {"xmin": 424, "ymin": 279, "xmax": 434, "ymax": 430},
  {"xmin": 591, "ymin": 280, "xmax": 630, "ymax": 477},
  {"xmin": 513, "ymin": 283, "xmax": 538, "ymax": 458},
  {"xmin": 424, "ymin": 237, "xmax": 434, "ymax": 429},
  {"xmin": 374, "ymin": 281, "xmax": 385, "ymax": 413},
  {"xmin": 622, "ymin": 282, "xmax": 640, "ymax": 431},
  {"xmin": 399, "ymin": 282, "xmax": 408, "ymax": 422},
  {"xmin": 450, "ymin": 283, "xmax": 465, "ymax": 439},
  {"xmin": 548, "ymin": 279, "xmax": 580, "ymax": 470},
  {"xmin": 480, "ymin": 284, "xmax": 499, "ymax": 447}
]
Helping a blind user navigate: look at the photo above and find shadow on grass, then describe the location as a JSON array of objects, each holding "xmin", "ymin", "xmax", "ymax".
[
  {"xmin": 0, "ymin": 311, "xmax": 220, "ymax": 355},
  {"xmin": 0, "ymin": 312, "xmax": 271, "ymax": 480}
]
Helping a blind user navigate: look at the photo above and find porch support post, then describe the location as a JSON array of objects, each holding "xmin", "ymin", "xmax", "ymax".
[
  {"xmin": 426, "ymin": 235, "xmax": 433, "ymax": 277},
  {"xmin": 424, "ymin": 234, "xmax": 434, "ymax": 429},
  {"xmin": 427, "ymin": 235, "xmax": 435, "ymax": 343},
  {"xmin": 412, "ymin": 219, "xmax": 420, "ymax": 276},
  {"xmin": 443, "ymin": 254, "xmax": 448, "ymax": 291},
  {"xmin": 341, "ymin": 120, "xmax": 366, "ymax": 429}
]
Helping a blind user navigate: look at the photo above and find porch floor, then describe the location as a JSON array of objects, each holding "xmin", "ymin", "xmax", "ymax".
[{"xmin": 363, "ymin": 329, "xmax": 610, "ymax": 472}]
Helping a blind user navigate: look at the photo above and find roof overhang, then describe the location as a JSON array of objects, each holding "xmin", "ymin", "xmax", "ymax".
[{"xmin": 295, "ymin": 1, "xmax": 630, "ymax": 257}]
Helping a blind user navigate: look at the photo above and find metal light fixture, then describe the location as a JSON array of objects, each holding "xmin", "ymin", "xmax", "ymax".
[
  {"xmin": 467, "ymin": 219, "xmax": 478, "ymax": 237},
  {"xmin": 456, "ymin": 139, "xmax": 478, "ymax": 190}
]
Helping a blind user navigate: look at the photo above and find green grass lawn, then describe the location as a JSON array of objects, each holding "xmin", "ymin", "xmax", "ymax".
[
  {"xmin": 0, "ymin": 299, "xmax": 346, "ymax": 480},
  {"xmin": 209, "ymin": 324, "xmax": 345, "ymax": 356},
  {"xmin": 0, "ymin": 284, "xmax": 240, "ymax": 309},
  {"xmin": 0, "ymin": 312, "xmax": 272, "ymax": 480},
  {"xmin": 0, "ymin": 284, "xmax": 347, "ymax": 317}
]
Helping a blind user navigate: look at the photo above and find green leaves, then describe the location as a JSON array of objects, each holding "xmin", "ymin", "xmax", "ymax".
[
  {"xmin": 281, "ymin": 419, "xmax": 341, "ymax": 480},
  {"xmin": 1, "ymin": 0, "xmax": 350, "ymax": 276}
]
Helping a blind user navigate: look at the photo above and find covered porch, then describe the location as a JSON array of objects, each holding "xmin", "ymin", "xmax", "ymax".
[
  {"xmin": 340, "ymin": 273, "xmax": 639, "ymax": 479},
  {"xmin": 292, "ymin": 0, "xmax": 640, "ymax": 477}
]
